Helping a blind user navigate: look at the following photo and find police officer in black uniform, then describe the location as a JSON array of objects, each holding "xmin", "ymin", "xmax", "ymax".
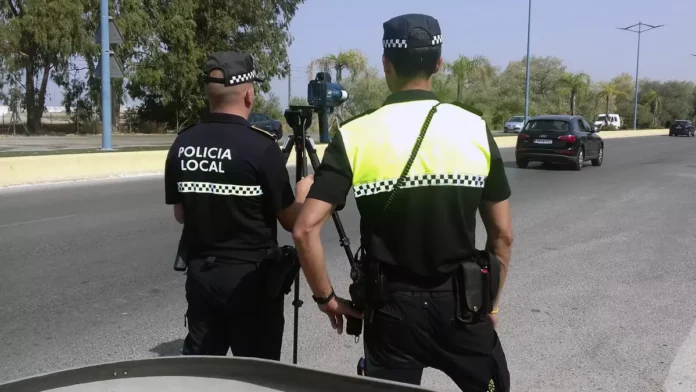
[
  {"xmin": 164, "ymin": 51, "xmax": 314, "ymax": 360},
  {"xmin": 292, "ymin": 14, "xmax": 513, "ymax": 392}
]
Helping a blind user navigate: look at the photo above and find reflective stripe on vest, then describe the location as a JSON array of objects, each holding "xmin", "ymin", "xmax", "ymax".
[
  {"xmin": 340, "ymin": 100, "xmax": 492, "ymax": 198},
  {"xmin": 177, "ymin": 181, "xmax": 263, "ymax": 196}
]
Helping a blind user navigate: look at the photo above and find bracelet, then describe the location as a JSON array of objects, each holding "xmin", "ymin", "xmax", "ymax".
[
  {"xmin": 312, "ymin": 288, "xmax": 336, "ymax": 305},
  {"xmin": 490, "ymin": 307, "xmax": 499, "ymax": 314}
]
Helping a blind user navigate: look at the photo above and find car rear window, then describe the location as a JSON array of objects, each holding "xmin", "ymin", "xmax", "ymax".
[
  {"xmin": 509, "ymin": 117, "xmax": 525, "ymax": 122},
  {"xmin": 674, "ymin": 121, "xmax": 690, "ymax": 125},
  {"xmin": 524, "ymin": 120, "xmax": 569, "ymax": 131}
]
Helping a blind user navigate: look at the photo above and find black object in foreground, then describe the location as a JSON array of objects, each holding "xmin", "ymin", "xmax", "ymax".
[{"xmin": 0, "ymin": 356, "xmax": 436, "ymax": 392}]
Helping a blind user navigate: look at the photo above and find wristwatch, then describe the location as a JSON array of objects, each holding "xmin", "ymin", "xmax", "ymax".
[{"xmin": 312, "ymin": 288, "xmax": 336, "ymax": 305}]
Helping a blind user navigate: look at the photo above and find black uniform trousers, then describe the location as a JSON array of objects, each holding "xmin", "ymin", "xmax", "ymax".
[
  {"xmin": 181, "ymin": 258, "xmax": 285, "ymax": 360},
  {"xmin": 363, "ymin": 290, "xmax": 510, "ymax": 392}
]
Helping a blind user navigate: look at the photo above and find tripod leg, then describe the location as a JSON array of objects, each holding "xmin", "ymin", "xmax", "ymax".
[{"xmin": 279, "ymin": 135, "xmax": 303, "ymax": 365}]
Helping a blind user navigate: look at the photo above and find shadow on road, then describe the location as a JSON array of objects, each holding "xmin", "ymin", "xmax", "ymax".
[
  {"xmin": 504, "ymin": 161, "xmax": 575, "ymax": 171},
  {"xmin": 150, "ymin": 339, "xmax": 185, "ymax": 357}
]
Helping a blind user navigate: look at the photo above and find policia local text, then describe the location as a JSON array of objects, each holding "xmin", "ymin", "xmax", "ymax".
[{"xmin": 178, "ymin": 146, "xmax": 233, "ymax": 173}]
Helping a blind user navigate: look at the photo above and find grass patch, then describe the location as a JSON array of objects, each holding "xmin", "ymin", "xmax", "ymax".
[{"xmin": 0, "ymin": 145, "xmax": 170, "ymax": 158}]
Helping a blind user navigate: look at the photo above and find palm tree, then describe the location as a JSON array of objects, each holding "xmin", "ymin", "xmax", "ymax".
[
  {"xmin": 642, "ymin": 90, "xmax": 661, "ymax": 127},
  {"xmin": 306, "ymin": 50, "xmax": 368, "ymax": 83},
  {"xmin": 558, "ymin": 72, "xmax": 591, "ymax": 115},
  {"xmin": 443, "ymin": 55, "xmax": 494, "ymax": 102},
  {"xmin": 597, "ymin": 82, "xmax": 628, "ymax": 125}
]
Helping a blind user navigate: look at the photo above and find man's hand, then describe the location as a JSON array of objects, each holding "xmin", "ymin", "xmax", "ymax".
[
  {"xmin": 295, "ymin": 174, "xmax": 314, "ymax": 203},
  {"xmin": 489, "ymin": 313, "xmax": 499, "ymax": 329},
  {"xmin": 318, "ymin": 296, "xmax": 363, "ymax": 334}
]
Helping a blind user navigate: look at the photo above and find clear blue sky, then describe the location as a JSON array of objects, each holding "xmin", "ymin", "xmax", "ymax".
[{"xmin": 45, "ymin": 0, "xmax": 695, "ymax": 107}]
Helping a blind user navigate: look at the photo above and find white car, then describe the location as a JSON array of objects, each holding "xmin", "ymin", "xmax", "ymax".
[
  {"xmin": 504, "ymin": 116, "xmax": 530, "ymax": 133},
  {"xmin": 593, "ymin": 113, "xmax": 621, "ymax": 130}
]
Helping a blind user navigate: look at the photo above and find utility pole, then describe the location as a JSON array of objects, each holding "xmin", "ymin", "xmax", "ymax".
[
  {"xmin": 288, "ymin": 65, "xmax": 292, "ymax": 107},
  {"xmin": 523, "ymin": 0, "xmax": 532, "ymax": 124},
  {"xmin": 617, "ymin": 22, "xmax": 664, "ymax": 130},
  {"xmin": 96, "ymin": 1, "xmax": 124, "ymax": 150},
  {"xmin": 99, "ymin": 0, "xmax": 112, "ymax": 150}
]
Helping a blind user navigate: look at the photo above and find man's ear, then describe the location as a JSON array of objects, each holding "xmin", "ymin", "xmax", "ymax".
[
  {"xmin": 244, "ymin": 86, "xmax": 255, "ymax": 108},
  {"xmin": 433, "ymin": 57, "xmax": 443, "ymax": 74},
  {"xmin": 382, "ymin": 55, "xmax": 393, "ymax": 76}
]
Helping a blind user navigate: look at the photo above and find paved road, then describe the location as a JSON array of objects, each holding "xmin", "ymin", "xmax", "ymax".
[
  {"xmin": 1, "ymin": 135, "xmax": 695, "ymax": 391},
  {"xmin": 0, "ymin": 131, "xmax": 513, "ymax": 153}
]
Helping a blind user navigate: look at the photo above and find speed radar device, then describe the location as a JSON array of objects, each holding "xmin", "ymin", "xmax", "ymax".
[{"xmin": 307, "ymin": 71, "xmax": 349, "ymax": 109}]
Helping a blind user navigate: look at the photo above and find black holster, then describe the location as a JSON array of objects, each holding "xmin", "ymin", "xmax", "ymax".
[
  {"xmin": 262, "ymin": 245, "xmax": 301, "ymax": 299},
  {"xmin": 454, "ymin": 250, "xmax": 501, "ymax": 325}
]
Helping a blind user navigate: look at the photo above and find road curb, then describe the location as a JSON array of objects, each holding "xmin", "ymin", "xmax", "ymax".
[{"xmin": 0, "ymin": 131, "xmax": 667, "ymax": 187}]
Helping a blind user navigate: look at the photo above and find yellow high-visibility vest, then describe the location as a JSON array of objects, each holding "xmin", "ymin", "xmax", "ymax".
[{"xmin": 340, "ymin": 99, "xmax": 493, "ymax": 197}]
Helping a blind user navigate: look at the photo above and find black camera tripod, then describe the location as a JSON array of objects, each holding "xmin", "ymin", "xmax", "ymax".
[{"xmin": 281, "ymin": 105, "xmax": 359, "ymax": 365}]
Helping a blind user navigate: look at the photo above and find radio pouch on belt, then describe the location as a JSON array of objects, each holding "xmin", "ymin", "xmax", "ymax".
[
  {"xmin": 263, "ymin": 245, "xmax": 301, "ymax": 299},
  {"xmin": 454, "ymin": 250, "xmax": 502, "ymax": 325}
]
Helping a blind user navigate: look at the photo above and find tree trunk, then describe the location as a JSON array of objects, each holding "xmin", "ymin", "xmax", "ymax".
[
  {"xmin": 570, "ymin": 91, "xmax": 576, "ymax": 115},
  {"xmin": 456, "ymin": 81, "xmax": 462, "ymax": 102},
  {"xmin": 24, "ymin": 61, "xmax": 51, "ymax": 133},
  {"xmin": 605, "ymin": 96, "xmax": 610, "ymax": 125}
]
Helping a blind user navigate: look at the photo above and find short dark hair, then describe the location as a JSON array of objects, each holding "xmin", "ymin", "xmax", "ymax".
[{"xmin": 384, "ymin": 28, "xmax": 441, "ymax": 81}]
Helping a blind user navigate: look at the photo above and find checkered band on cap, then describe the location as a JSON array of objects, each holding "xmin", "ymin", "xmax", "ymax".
[
  {"xmin": 431, "ymin": 34, "xmax": 443, "ymax": 45},
  {"xmin": 229, "ymin": 70, "xmax": 257, "ymax": 85},
  {"xmin": 177, "ymin": 181, "xmax": 263, "ymax": 196},
  {"xmin": 353, "ymin": 173, "xmax": 487, "ymax": 198},
  {"xmin": 383, "ymin": 39, "xmax": 408, "ymax": 49}
]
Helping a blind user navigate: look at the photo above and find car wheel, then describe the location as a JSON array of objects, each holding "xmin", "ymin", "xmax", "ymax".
[
  {"xmin": 592, "ymin": 145, "xmax": 603, "ymax": 167},
  {"xmin": 572, "ymin": 148, "xmax": 584, "ymax": 171},
  {"xmin": 516, "ymin": 159, "xmax": 529, "ymax": 168}
]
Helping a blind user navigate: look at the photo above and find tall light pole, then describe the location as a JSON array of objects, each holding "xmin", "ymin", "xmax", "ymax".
[
  {"xmin": 523, "ymin": 0, "xmax": 532, "ymax": 123},
  {"xmin": 617, "ymin": 22, "xmax": 663, "ymax": 130},
  {"xmin": 99, "ymin": 0, "xmax": 112, "ymax": 150}
]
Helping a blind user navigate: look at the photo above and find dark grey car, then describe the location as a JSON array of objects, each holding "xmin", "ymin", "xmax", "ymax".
[
  {"xmin": 515, "ymin": 115, "xmax": 604, "ymax": 171},
  {"xmin": 249, "ymin": 112, "xmax": 284, "ymax": 139}
]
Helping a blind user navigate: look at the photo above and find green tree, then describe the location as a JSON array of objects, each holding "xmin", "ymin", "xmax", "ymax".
[
  {"xmin": 597, "ymin": 82, "xmax": 628, "ymax": 125},
  {"xmin": 558, "ymin": 72, "xmax": 591, "ymax": 115},
  {"xmin": 0, "ymin": 0, "xmax": 88, "ymax": 133},
  {"xmin": 641, "ymin": 90, "xmax": 661, "ymax": 128},
  {"xmin": 307, "ymin": 49, "xmax": 368, "ymax": 83},
  {"xmin": 443, "ymin": 55, "xmax": 495, "ymax": 102},
  {"xmin": 252, "ymin": 92, "xmax": 283, "ymax": 120},
  {"xmin": 126, "ymin": 0, "xmax": 305, "ymax": 130}
]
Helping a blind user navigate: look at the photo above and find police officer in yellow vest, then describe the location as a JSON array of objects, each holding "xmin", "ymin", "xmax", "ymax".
[{"xmin": 292, "ymin": 14, "xmax": 513, "ymax": 392}]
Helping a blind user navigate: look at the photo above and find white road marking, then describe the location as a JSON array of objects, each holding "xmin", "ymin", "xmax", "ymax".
[
  {"xmin": 0, "ymin": 214, "xmax": 78, "ymax": 229},
  {"xmin": 664, "ymin": 320, "xmax": 696, "ymax": 391}
]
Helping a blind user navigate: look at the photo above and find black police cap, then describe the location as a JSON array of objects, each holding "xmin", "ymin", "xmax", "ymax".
[
  {"xmin": 382, "ymin": 14, "xmax": 443, "ymax": 50},
  {"xmin": 204, "ymin": 51, "xmax": 265, "ymax": 87}
]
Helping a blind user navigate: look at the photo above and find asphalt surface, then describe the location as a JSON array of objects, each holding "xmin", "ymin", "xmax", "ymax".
[
  {"xmin": 1, "ymin": 135, "xmax": 695, "ymax": 391},
  {"xmin": 0, "ymin": 131, "xmax": 512, "ymax": 153}
]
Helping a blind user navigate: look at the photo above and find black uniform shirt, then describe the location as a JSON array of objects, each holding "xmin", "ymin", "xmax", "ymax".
[
  {"xmin": 307, "ymin": 90, "xmax": 511, "ymax": 280},
  {"xmin": 165, "ymin": 113, "xmax": 295, "ymax": 262}
]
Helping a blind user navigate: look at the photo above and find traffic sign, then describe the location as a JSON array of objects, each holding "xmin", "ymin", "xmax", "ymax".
[
  {"xmin": 94, "ymin": 53, "xmax": 125, "ymax": 79},
  {"xmin": 95, "ymin": 16, "xmax": 124, "ymax": 45}
]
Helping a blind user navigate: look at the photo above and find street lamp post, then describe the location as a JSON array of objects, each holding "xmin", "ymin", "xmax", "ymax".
[
  {"xmin": 617, "ymin": 22, "xmax": 664, "ymax": 130},
  {"xmin": 99, "ymin": 0, "xmax": 112, "ymax": 150},
  {"xmin": 523, "ymin": 0, "xmax": 532, "ymax": 123}
]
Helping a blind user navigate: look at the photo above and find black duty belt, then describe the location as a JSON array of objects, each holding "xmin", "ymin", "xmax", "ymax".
[
  {"xmin": 193, "ymin": 246, "xmax": 279, "ymax": 265},
  {"xmin": 379, "ymin": 265, "xmax": 454, "ymax": 292}
]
